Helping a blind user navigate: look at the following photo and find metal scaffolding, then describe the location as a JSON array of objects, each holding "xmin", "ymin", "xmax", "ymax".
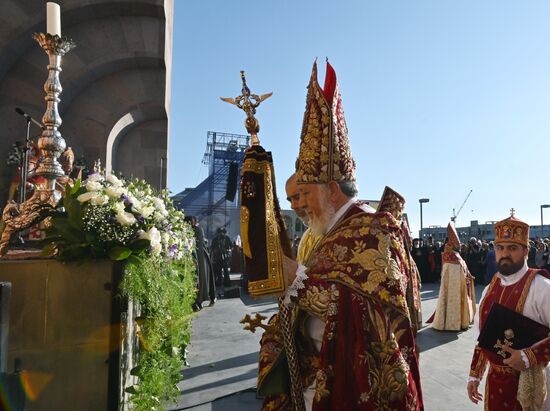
[{"xmin": 176, "ymin": 131, "xmax": 249, "ymax": 239}]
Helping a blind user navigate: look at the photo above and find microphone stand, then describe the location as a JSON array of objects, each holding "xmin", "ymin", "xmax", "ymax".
[{"xmin": 13, "ymin": 117, "xmax": 32, "ymax": 246}]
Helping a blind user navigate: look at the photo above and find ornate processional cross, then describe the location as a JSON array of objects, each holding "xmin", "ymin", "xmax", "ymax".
[{"xmin": 220, "ymin": 71, "xmax": 272, "ymax": 146}]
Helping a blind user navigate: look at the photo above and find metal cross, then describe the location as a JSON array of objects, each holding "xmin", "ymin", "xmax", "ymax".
[
  {"xmin": 220, "ymin": 71, "xmax": 272, "ymax": 146},
  {"xmin": 494, "ymin": 337, "xmax": 513, "ymax": 358},
  {"xmin": 510, "ymin": 208, "xmax": 516, "ymax": 217}
]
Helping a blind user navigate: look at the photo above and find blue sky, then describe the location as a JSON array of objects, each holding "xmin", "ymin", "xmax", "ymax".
[{"xmin": 169, "ymin": 1, "xmax": 550, "ymax": 236}]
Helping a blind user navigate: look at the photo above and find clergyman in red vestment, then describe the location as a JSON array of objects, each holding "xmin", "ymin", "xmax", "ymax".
[
  {"xmin": 467, "ymin": 213, "xmax": 550, "ymax": 410},
  {"xmin": 259, "ymin": 61, "xmax": 423, "ymax": 411}
]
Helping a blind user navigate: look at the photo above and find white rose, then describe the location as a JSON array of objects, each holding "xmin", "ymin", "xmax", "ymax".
[
  {"xmin": 86, "ymin": 180, "xmax": 103, "ymax": 192},
  {"xmin": 87, "ymin": 173, "xmax": 104, "ymax": 183},
  {"xmin": 113, "ymin": 201, "xmax": 125, "ymax": 213},
  {"xmin": 153, "ymin": 211, "xmax": 165, "ymax": 222},
  {"xmin": 77, "ymin": 191, "xmax": 99, "ymax": 203},
  {"xmin": 140, "ymin": 205, "xmax": 155, "ymax": 218},
  {"xmin": 106, "ymin": 174, "xmax": 122, "ymax": 187},
  {"xmin": 90, "ymin": 194, "xmax": 109, "ymax": 206},
  {"xmin": 152, "ymin": 197, "xmax": 168, "ymax": 215},
  {"xmin": 105, "ymin": 186, "xmax": 124, "ymax": 198},
  {"xmin": 152, "ymin": 197, "xmax": 164, "ymax": 209},
  {"xmin": 139, "ymin": 227, "xmax": 162, "ymax": 255},
  {"xmin": 115, "ymin": 211, "xmax": 136, "ymax": 226},
  {"xmin": 127, "ymin": 194, "xmax": 142, "ymax": 210}
]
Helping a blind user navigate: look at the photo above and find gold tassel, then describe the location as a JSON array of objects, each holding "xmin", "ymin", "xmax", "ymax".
[{"xmin": 518, "ymin": 365, "xmax": 547, "ymax": 410}]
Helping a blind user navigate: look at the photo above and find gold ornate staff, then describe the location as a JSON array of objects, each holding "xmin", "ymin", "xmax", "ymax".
[
  {"xmin": 220, "ymin": 71, "xmax": 272, "ymax": 146},
  {"xmin": 221, "ymin": 72, "xmax": 305, "ymax": 411}
]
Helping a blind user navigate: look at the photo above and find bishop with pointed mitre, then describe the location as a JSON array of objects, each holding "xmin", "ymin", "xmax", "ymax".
[{"xmin": 260, "ymin": 61, "xmax": 424, "ymax": 411}]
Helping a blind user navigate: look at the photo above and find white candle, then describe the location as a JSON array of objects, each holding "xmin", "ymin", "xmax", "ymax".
[{"xmin": 46, "ymin": 2, "xmax": 61, "ymax": 37}]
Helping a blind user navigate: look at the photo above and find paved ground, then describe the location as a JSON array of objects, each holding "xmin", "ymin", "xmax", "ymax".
[{"xmin": 170, "ymin": 281, "xmax": 487, "ymax": 411}]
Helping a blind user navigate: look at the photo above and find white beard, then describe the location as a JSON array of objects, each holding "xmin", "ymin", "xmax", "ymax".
[{"xmin": 309, "ymin": 202, "xmax": 336, "ymax": 237}]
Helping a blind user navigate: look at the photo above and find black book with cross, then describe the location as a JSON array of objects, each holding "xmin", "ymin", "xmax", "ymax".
[{"xmin": 478, "ymin": 303, "xmax": 549, "ymax": 358}]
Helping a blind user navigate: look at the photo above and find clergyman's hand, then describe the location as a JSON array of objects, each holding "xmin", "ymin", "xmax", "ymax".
[
  {"xmin": 282, "ymin": 255, "xmax": 298, "ymax": 284},
  {"xmin": 501, "ymin": 345, "xmax": 527, "ymax": 371},
  {"xmin": 467, "ymin": 379, "xmax": 483, "ymax": 404}
]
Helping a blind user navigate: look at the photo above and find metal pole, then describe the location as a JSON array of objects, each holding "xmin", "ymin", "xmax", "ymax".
[
  {"xmin": 420, "ymin": 202, "xmax": 423, "ymax": 239},
  {"xmin": 18, "ymin": 119, "xmax": 31, "ymax": 204},
  {"xmin": 540, "ymin": 205, "xmax": 544, "ymax": 239}
]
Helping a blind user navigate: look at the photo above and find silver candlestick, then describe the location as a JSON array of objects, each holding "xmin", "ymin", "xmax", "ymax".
[
  {"xmin": 0, "ymin": 33, "xmax": 75, "ymax": 256},
  {"xmin": 33, "ymin": 32, "xmax": 75, "ymax": 190}
]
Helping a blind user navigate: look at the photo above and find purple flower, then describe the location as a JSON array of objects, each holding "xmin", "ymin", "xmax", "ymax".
[
  {"xmin": 168, "ymin": 244, "xmax": 178, "ymax": 258},
  {"xmin": 120, "ymin": 193, "xmax": 132, "ymax": 208}
]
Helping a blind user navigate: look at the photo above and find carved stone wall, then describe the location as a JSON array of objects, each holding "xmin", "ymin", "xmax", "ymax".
[{"xmin": 0, "ymin": 0, "xmax": 173, "ymax": 207}]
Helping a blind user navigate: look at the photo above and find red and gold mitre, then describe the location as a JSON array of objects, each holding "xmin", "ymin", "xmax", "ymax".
[
  {"xmin": 494, "ymin": 214, "xmax": 529, "ymax": 246},
  {"xmin": 447, "ymin": 222, "xmax": 460, "ymax": 247},
  {"xmin": 377, "ymin": 186, "xmax": 405, "ymax": 220},
  {"xmin": 296, "ymin": 61, "xmax": 356, "ymax": 184}
]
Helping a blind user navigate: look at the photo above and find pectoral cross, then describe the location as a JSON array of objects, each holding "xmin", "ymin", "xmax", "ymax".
[
  {"xmin": 220, "ymin": 71, "xmax": 272, "ymax": 146},
  {"xmin": 494, "ymin": 337, "xmax": 514, "ymax": 358}
]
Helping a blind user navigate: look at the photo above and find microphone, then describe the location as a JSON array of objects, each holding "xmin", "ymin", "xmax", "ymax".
[{"xmin": 15, "ymin": 107, "xmax": 45, "ymax": 130}]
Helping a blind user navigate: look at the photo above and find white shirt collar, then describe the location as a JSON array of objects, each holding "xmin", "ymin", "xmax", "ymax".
[
  {"xmin": 496, "ymin": 261, "xmax": 529, "ymax": 286},
  {"xmin": 326, "ymin": 197, "xmax": 356, "ymax": 233}
]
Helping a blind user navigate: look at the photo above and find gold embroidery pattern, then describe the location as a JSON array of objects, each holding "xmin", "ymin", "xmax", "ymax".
[
  {"xmin": 299, "ymin": 284, "xmax": 339, "ymax": 320},
  {"xmin": 240, "ymin": 206, "xmax": 252, "ymax": 258},
  {"xmin": 242, "ymin": 156, "xmax": 270, "ymax": 173},
  {"xmin": 367, "ymin": 340, "xmax": 410, "ymax": 406},
  {"xmin": 350, "ymin": 233, "xmax": 401, "ymax": 289},
  {"xmin": 377, "ymin": 186, "xmax": 405, "ymax": 221},
  {"xmin": 296, "ymin": 62, "xmax": 355, "ymax": 184},
  {"xmin": 314, "ymin": 368, "xmax": 331, "ymax": 402},
  {"xmin": 490, "ymin": 364, "xmax": 518, "ymax": 375},
  {"xmin": 297, "ymin": 66, "xmax": 331, "ymax": 183},
  {"xmin": 331, "ymin": 82, "xmax": 355, "ymax": 182},
  {"xmin": 524, "ymin": 348, "xmax": 537, "ymax": 368},
  {"xmin": 307, "ymin": 212, "xmax": 409, "ymax": 316},
  {"xmin": 243, "ymin": 181, "xmax": 255, "ymax": 199},
  {"xmin": 469, "ymin": 346, "xmax": 488, "ymax": 378}
]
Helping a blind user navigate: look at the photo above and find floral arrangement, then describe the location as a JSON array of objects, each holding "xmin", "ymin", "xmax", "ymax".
[
  {"xmin": 45, "ymin": 173, "xmax": 194, "ymax": 262},
  {"xmin": 43, "ymin": 172, "xmax": 197, "ymax": 411}
]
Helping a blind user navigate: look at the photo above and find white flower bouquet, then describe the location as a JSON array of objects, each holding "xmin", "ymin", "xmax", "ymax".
[{"xmin": 44, "ymin": 173, "xmax": 194, "ymax": 262}]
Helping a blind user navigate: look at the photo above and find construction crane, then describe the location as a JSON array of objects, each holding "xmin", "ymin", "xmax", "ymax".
[{"xmin": 451, "ymin": 189, "xmax": 473, "ymax": 223}]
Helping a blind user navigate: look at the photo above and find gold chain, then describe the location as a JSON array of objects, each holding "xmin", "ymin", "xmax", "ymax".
[{"xmin": 277, "ymin": 297, "xmax": 306, "ymax": 411}]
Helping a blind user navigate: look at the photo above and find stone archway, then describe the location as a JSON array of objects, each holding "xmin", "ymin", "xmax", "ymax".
[{"xmin": 0, "ymin": 0, "xmax": 172, "ymax": 204}]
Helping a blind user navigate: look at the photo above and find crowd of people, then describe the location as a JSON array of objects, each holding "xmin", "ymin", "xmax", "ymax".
[{"xmin": 411, "ymin": 236, "xmax": 550, "ymax": 286}]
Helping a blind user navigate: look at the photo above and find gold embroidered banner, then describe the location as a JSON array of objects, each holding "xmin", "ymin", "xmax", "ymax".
[{"xmin": 240, "ymin": 145, "xmax": 292, "ymax": 297}]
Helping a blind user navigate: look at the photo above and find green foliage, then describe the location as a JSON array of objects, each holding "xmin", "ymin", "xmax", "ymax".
[{"xmin": 120, "ymin": 255, "xmax": 197, "ymax": 411}]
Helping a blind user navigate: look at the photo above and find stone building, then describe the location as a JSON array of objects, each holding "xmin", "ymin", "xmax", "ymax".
[{"xmin": 0, "ymin": 0, "xmax": 173, "ymax": 206}]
